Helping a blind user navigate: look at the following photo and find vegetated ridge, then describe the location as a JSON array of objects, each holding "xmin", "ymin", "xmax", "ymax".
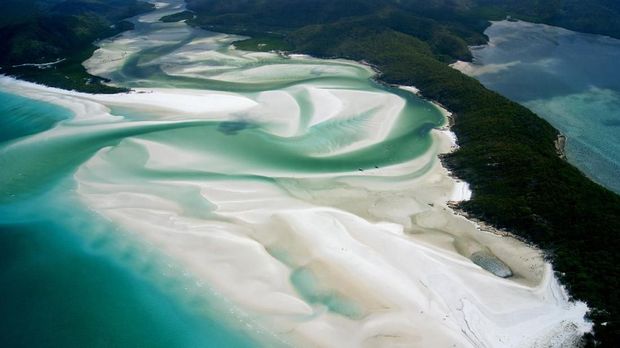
[{"xmin": 0, "ymin": 0, "xmax": 153, "ymax": 93}]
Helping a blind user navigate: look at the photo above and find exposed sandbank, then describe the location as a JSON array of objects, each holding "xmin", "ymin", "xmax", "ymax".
[{"xmin": 0, "ymin": 2, "xmax": 592, "ymax": 346}]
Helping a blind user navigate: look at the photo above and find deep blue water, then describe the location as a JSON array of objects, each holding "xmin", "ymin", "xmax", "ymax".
[{"xmin": 463, "ymin": 20, "xmax": 620, "ymax": 193}]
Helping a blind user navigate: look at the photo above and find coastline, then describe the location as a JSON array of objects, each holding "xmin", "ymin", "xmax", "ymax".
[
  {"xmin": 1, "ymin": 70, "xmax": 592, "ymax": 346},
  {"xmin": 69, "ymin": 1, "xmax": 620, "ymax": 343},
  {"xmin": 423, "ymin": 91, "xmax": 534, "ymax": 247},
  {"xmin": 3, "ymin": 66, "xmax": 592, "ymax": 343},
  {"xmin": 0, "ymin": 1, "xmax": 596, "ymax": 343},
  {"xmin": 452, "ymin": 59, "xmax": 570, "ymax": 163}
]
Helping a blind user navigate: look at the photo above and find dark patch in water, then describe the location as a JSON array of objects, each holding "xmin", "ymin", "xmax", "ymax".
[
  {"xmin": 217, "ymin": 121, "xmax": 254, "ymax": 135},
  {"xmin": 417, "ymin": 122, "xmax": 439, "ymax": 136},
  {"xmin": 602, "ymin": 119, "xmax": 620, "ymax": 127}
]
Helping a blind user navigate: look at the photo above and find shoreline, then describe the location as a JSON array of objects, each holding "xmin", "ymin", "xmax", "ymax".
[
  {"xmin": 165, "ymin": 3, "xmax": 620, "ymax": 344},
  {"xmin": 2, "ymin": 1, "xmax": 594, "ymax": 345},
  {"xmin": 414, "ymin": 87, "xmax": 537, "ymax": 252},
  {"xmin": 3, "ymin": 59, "xmax": 592, "ymax": 348}
]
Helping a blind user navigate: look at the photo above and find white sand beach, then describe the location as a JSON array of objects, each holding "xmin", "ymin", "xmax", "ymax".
[{"xmin": 0, "ymin": 1, "xmax": 592, "ymax": 346}]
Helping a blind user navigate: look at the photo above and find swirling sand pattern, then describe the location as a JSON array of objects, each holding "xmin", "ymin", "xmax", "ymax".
[{"xmin": 0, "ymin": 1, "xmax": 590, "ymax": 347}]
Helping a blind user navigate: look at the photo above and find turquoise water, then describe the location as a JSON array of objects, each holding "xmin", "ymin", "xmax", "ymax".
[
  {"xmin": 0, "ymin": 95, "xmax": 268, "ymax": 348},
  {"xmin": 1, "ymin": 1, "xmax": 596, "ymax": 346},
  {"xmin": 290, "ymin": 267, "xmax": 363, "ymax": 319},
  {"xmin": 460, "ymin": 20, "xmax": 620, "ymax": 193},
  {"xmin": 0, "ymin": 91, "xmax": 71, "ymax": 143},
  {"xmin": 0, "ymin": 0, "xmax": 445, "ymax": 346}
]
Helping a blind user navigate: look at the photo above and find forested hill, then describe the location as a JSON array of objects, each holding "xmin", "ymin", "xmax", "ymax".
[
  {"xmin": 0, "ymin": 0, "xmax": 618, "ymax": 345},
  {"xmin": 185, "ymin": 0, "xmax": 620, "ymax": 346},
  {"xmin": 397, "ymin": 0, "xmax": 620, "ymax": 40},
  {"xmin": 187, "ymin": 0, "xmax": 620, "ymax": 40},
  {"xmin": 476, "ymin": 0, "xmax": 620, "ymax": 39},
  {"xmin": 0, "ymin": 0, "xmax": 153, "ymax": 93}
]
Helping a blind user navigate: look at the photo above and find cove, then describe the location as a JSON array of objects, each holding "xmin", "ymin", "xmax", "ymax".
[{"xmin": 454, "ymin": 20, "xmax": 620, "ymax": 193}]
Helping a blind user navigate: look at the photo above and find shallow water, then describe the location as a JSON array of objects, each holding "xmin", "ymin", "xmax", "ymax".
[
  {"xmin": 0, "ymin": 91, "xmax": 71, "ymax": 143},
  {"xmin": 0, "ymin": 1, "xmax": 438, "ymax": 346},
  {"xmin": 0, "ymin": 95, "xmax": 273, "ymax": 348},
  {"xmin": 0, "ymin": 1, "xmax": 591, "ymax": 347},
  {"xmin": 454, "ymin": 20, "xmax": 620, "ymax": 193}
]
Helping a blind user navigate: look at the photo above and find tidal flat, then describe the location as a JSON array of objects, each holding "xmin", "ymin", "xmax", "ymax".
[{"xmin": 0, "ymin": 1, "xmax": 592, "ymax": 347}]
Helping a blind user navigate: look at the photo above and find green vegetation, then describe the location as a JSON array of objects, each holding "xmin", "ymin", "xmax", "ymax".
[
  {"xmin": 0, "ymin": 0, "xmax": 153, "ymax": 93},
  {"xmin": 233, "ymin": 34, "xmax": 294, "ymax": 52},
  {"xmin": 160, "ymin": 10, "xmax": 195, "ymax": 23},
  {"xmin": 186, "ymin": 0, "xmax": 620, "ymax": 346},
  {"xmin": 1, "ymin": 0, "xmax": 618, "ymax": 344},
  {"xmin": 474, "ymin": 0, "xmax": 620, "ymax": 38},
  {"xmin": 2, "ymin": 44, "xmax": 125, "ymax": 94}
]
